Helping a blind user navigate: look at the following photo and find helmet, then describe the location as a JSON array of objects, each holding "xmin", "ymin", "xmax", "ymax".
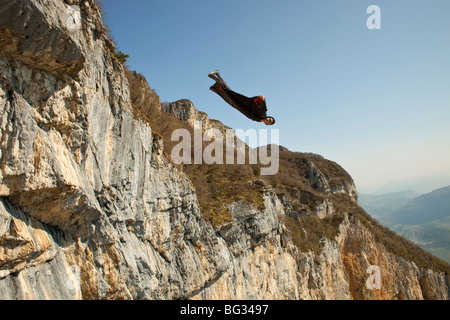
[{"xmin": 265, "ymin": 116, "xmax": 275, "ymax": 125}]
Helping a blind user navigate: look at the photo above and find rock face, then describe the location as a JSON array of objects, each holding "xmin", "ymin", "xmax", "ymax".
[
  {"xmin": 167, "ymin": 99, "xmax": 231, "ymax": 137},
  {"xmin": 0, "ymin": 0, "xmax": 449, "ymax": 300}
]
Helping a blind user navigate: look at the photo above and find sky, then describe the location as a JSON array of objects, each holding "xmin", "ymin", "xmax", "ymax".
[{"xmin": 100, "ymin": 0, "xmax": 450, "ymax": 193}]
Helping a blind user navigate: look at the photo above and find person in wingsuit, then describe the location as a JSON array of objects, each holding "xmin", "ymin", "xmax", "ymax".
[{"xmin": 208, "ymin": 70, "xmax": 275, "ymax": 125}]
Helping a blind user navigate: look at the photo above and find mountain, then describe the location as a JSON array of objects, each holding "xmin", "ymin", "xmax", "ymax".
[
  {"xmin": 359, "ymin": 191, "xmax": 419, "ymax": 225},
  {"xmin": 389, "ymin": 186, "xmax": 450, "ymax": 263},
  {"xmin": 392, "ymin": 186, "xmax": 450, "ymax": 225},
  {"xmin": 360, "ymin": 187, "xmax": 450, "ymax": 263},
  {"xmin": 0, "ymin": 0, "xmax": 449, "ymax": 300}
]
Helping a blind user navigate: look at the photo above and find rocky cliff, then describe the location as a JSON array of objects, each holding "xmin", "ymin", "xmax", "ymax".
[{"xmin": 0, "ymin": 0, "xmax": 449, "ymax": 300}]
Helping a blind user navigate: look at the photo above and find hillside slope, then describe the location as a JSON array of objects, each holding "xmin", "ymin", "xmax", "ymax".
[
  {"xmin": 0, "ymin": 0, "xmax": 449, "ymax": 300},
  {"xmin": 392, "ymin": 186, "xmax": 450, "ymax": 225},
  {"xmin": 361, "ymin": 187, "xmax": 450, "ymax": 263},
  {"xmin": 359, "ymin": 191, "xmax": 419, "ymax": 225}
]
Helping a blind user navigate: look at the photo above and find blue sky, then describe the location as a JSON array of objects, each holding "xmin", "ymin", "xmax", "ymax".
[{"xmin": 101, "ymin": 0, "xmax": 450, "ymax": 193}]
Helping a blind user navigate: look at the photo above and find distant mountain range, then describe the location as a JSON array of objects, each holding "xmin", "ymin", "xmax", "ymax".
[
  {"xmin": 359, "ymin": 190, "xmax": 419, "ymax": 225},
  {"xmin": 371, "ymin": 175, "xmax": 450, "ymax": 195},
  {"xmin": 360, "ymin": 186, "xmax": 450, "ymax": 263},
  {"xmin": 392, "ymin": 186, "xmax": 450, "ymax": 225}
]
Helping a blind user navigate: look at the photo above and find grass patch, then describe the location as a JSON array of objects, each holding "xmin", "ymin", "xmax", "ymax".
[
  {"xmin": 282, "ymin": 213, "xmax": 344, "ymax": 254},
  {"xmin": 184, "ymin": 163, "xmax": 265, "ymax": 226}
]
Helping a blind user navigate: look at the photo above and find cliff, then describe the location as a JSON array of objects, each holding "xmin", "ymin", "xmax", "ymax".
[{"xmin": 0, "ymin": 0, "xmax": 449, "ymax": 300}]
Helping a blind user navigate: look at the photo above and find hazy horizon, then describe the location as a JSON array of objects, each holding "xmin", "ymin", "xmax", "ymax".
[
  {"xmin": 358, "ymin": 174, "xmax": 450, "ymax": 195},
  {"xmin": 101, "ymin": 0, "xmax": 450, "ymax": 192}
]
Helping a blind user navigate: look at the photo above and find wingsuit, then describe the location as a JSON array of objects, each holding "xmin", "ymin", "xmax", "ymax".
[{"xmin": 208, "ymin": 70, "xmax": 275, "ymax": 125}]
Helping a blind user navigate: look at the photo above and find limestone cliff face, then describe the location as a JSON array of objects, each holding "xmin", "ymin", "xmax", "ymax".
[
  {"xmin": 167, "ymin": 99, "xmax": 231, "ymax": 137},
  {"xmin": 0, "ymin": 0, "xmax": 226, "ymax": 299},
  {"xmin": 0, "ymin": 0, "xmax": 449, "ymax": 300}
]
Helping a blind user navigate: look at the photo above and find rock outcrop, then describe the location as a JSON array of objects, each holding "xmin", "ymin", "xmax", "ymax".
[
  {"xmin": 167, "ymin": 99, "xmax": 232, "ymax": 138},
  {"xmin": 0, "ymin": 0, "xmax": 449, "ymax": 300}
]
